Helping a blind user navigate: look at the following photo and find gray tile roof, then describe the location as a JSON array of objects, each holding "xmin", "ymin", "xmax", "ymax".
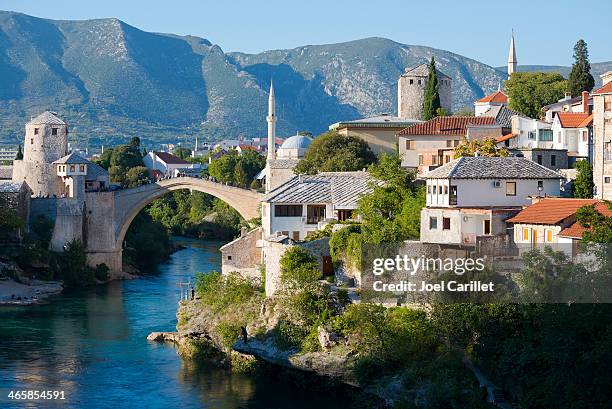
[
  {"xmin": 264, "ymin": 171, "xmax": 381, "ymax": 209},
  {"xmin": 481, "ymin": 105, "xmax": 522, "ymax": 128},
  {"xmin": 0, "ymin": 165, "xmax": 13, "ymax": 180},
  {"xmin": 401, "ymin": 63, "xmax": 451, "ymax": 80},
  {"xmin": 27, "ymin": 111, "xmax": 66, "ymax": 126},
  {"xmin": 269, "ymin": 159, "xmax": 299, "ymax": 169},
  {"xmin": 53, "ymin": 152, "xmax": 89, "ymax": 165},
  {"xmin": 86, "ymin": 162, "xmax": 109, "ymax": 180},
  {"xmin": 424, "ymin": 156, "xmax": 563, "ymax": 180},
  {"xmin": 330, "ymin": 114, "xmax": 421, "ymax": 130},
  {"xmin": 0, "ymin": 181, "xmax": 25, "ymax": 193}
]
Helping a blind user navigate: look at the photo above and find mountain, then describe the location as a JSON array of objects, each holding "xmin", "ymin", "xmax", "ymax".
[
  {"xmin": 495, "ymin": 62, "xmax": 612, "ymax": 85},
  {"xmin": 0, "ymin": 11, "xmax": 607, "ymax": 148}
]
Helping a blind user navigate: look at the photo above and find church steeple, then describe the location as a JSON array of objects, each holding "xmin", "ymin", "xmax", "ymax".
[
  {"xmin": 266, "ymin": 80, "xmax": 276, "ymax": 161},
  {"xmin": 508, "ymin": 30, "xmax": 517, "ymax": 78}
]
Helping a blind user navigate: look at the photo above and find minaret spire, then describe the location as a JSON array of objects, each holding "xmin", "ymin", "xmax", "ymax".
[
  {"xmin": 507, "ymin": 30, "xmax": 517, "ymax": 78},
  {"xmin": 266, "ymin": 80, "xmax": 276, "ymax": 161}
]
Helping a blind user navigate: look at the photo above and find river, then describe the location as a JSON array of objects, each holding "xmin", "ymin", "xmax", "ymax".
[{"xmin": 0, "ymin": 238, "xmax": 354, "ymax": 409}]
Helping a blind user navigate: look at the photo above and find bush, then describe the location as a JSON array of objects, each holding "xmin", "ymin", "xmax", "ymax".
[
  {"xmin": 279, "ymin": 246, "xmax": 321, "ymax": 287},
  {"xmin": 94, "ymin": 263, "xmax": 110, "ymax": 281},
  {"xmin": 215, "ymin": 320, "xmax": 242, "ymax": 349},
  {"xmin": 195, "ymin": 271, "xmax": 261, "ymax": 314}
]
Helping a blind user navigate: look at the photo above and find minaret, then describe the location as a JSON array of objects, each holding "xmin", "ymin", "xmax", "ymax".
[
  {"xmin": 193, "ymin": 135, "xmax": 199, "ymax": 158},
  {"xmin": 508, "ymin": 30, "xmax": 517, "ymax": 78},
  {"xmin": 266, "ymin": 81, "xmax": 276, "ymax": 161}
]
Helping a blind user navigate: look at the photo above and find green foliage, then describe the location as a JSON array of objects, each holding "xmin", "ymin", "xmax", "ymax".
[
  {"xmin": 31, "ymin": 215, "xmax": 54, "ymax": 248},
  {"xmin": 568, "ymin": 39, "xmax": 595, "ymax": 97},
  {"xmin": 129, "ymin": 137, "xmax": 141, "ymax": 149},
  {"xmin": 15, "ymin": 145, "xmax": 23, "ymax": 160},
  {"xmin": 0, "ymin": 194, "xmax": 25, "ymax": 230},
  {"xmin": 423, "ymin": 57, "xmax": 441, "ymax": 121},
  {"xmin": 454, "ymin": 137, "xmax": 509, "ymax": 158},
  {"xmin": 573, "ymin": 159, "xmax": 594, "ymax": 198},
  {"xmin": 194, "ymin": 271, "xmax": 261, "ymax": 314},
  {"xmin": 173, "ymin": 146, "xmax": 192, "ymax": 160},
  {"xmin": 50, "ymin": 240, "xmax": 95, "ymax": 288},
  {"xmin": 123, "ymin": 211, "xmax": 171, "ymax": 269},
  {"xmin": 124, "ymin": 166, "xmax": 151, "ymax": 188},
  {"xmin": 215, "ymin": 320, "xmax": 243, "ymax": 349},
  {"xmin": 94, "ymin": 263, "xmax": 110, "ymax": 281},
  {"xmin": 576, "ymin": 201, "xmax": 612, "ymax": 243},
  {"xmin": 293, "ymin": 130, "xmax": 376, "ymax": 175},
  {"xmin": 104, "ymin": 143, "xmax": 147, "ymax": 187},
  {"xmin": 506, "ymin": 72, "xmax": 568, "ymax": 118},
  {"xmin": 94, "ymin": 148, "xmax": 114, "ymax": 170},
  {"xmin": 279, "ymin": 246, "xmax": 321, "ymax": 287},
  {"xmin": 208, "ymin": 149, "xmax": 265, "ymax": 188}
]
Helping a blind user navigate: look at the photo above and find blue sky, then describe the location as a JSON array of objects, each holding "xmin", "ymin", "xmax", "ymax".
[{"xmin": 2, "ymin": 0, "xmax": 609, "ymax": 66}]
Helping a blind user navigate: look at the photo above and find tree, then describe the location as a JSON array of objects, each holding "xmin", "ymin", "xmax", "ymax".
[
  {"xmin": 575, "ymin": 202, "xmax": 612, "ymax": 243},
  {"xmin": 454, "ymin": 137, "xmax": 509, "ymax": 158},
  {"xmin": 423, "ymin": 56, "xmax": 441, "ymax": 121},
  {"xmin": 279, "ymin": 246, "xmax": 321, "ymax": 287},
  {"xmin": 207, "ymin": 149, "xmax": 265, "ymax": 185},
  {"xmin": 568, "ymin": 39, "xmax": 595, "ymax": 97},
  {"xmin": 95, "ymin": 148, "xmax": 114, "ymax": 170},
  {"xmin": 15, "ymin": 145, "xmax": 23, "ymax": 160},
  {"xmin": 129, "ymin": 137, "xmax": 141, "ymax": 149},
  {"xmin": 293, "ymin": 130, "xmax": 376, "ymax": 175},
  {"xmin": 173, "ymin": 146, "xmax": 192, "ymax": 160},
  {"xmin": 506, "ymin": 72, "xmax": 568, "ymax": 118},
  {"xmin": 124, "ymin": 166, "xmax": 151, "ymax": 188},
  {"xmin": 574, "ymin": 159, "xmax": 594, "ymax": 198}
]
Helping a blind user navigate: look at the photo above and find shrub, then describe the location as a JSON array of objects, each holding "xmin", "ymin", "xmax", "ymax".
[
  {"xmin": 94, "ymin": 263, "xmax": 110, "ymax": 281},
  {"xmin": 279, "ymin": 246, "xmax": 321, "ymax": 287}
]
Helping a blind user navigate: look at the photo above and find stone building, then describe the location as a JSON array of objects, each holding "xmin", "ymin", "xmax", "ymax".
[
  {"xmin": 592, "ymin": 71, "xmax": 612, "ymax": 200},
  {"xmin": 12, "ymin": 111, "xmax": 69, "ymax": 197},
  {"xmin": 397, "ymin": 63, "xmax": 452, "ymax": 120}
]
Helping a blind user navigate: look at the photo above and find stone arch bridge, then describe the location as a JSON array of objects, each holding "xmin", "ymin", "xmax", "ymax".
[{"xmin": 82, "ymin": 177, "xmax": 262, "ymax": 273}]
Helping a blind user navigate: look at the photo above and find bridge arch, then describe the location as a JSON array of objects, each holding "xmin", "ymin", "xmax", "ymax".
[{"xmin": 112, "ymin": 177, "xmax": 262, "ymax": 262}]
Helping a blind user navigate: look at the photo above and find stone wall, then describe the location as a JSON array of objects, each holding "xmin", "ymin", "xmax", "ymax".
[
  {"xmin": 220, "ymin": 227, "xmax": 262, "ymax": 279},
  {"xmin": 398, "ymin": 73, "xmax": 452, "ymax": 120}
]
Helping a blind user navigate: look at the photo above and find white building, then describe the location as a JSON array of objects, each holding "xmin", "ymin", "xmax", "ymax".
[
  {"xmin": 420, "ymin": 156, "xmax": 562, "ymax": 245},
  {"xmin": 0, "ymin": 148, "xmax": 18, "ymax": 162},
  {"xmin": 474, "ymin": 90, "xmax": 508, "ymax": 116},
  {"xmin": 543, "ymin": 91, "xmax": 593, "ymax": 123},
  {"xmin": 262, "ymin": 171, "xmax": 378, "ymax": 241},
  {"xmin": 550, "ymin": 111, "xmax": 593, "ymax": 162},
  {"xmin": 143, "ymin": 151, "xmax": 199, "ymax": 177},
  {"xmin": 506, "ymin": 198, "xmax": 609, "ymax": 258},
  {"xmin": 593, "ymin": 71, "xmax": 612, "ymax": 200}
]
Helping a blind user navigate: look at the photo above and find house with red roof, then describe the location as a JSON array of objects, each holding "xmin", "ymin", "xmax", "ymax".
[
  {"xmin": 474, "ymin": 90, "xmax": 508, "ymax": 116},
  {"xmin": 397, "ymin": 116, "xmax": 502, "ymax": 173},
  {"xmin": 593, "ymin": 71, "xmax": 612, "ymax": 201},
  {"xmin": 143, "ymin": 151, "xmax": 201, "ymax": 177},
  {"xmin": 549, "ymin": 91, "xmax": 593, "ymax": 164},
  {"xmin": 506, "ymin": 197, "xmax": 611, "ymax": 257}
]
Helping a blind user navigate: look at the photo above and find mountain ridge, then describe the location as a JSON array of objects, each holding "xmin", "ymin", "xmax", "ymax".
[{"xmin": 0, "ymin": 11, "xmax": 609, "ymax": 148}]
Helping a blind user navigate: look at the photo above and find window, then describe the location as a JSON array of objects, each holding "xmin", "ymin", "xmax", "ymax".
[
  {"xmin": 51, "ymin": 128, "xmax": 58, "ymax": 136},
  {"xmin": 546, "ymin": 230, "xmax": 553, "ymax": 242},
  {"xmin": 523, "ymin": 228, "xmax": 529, "ymax": 241},
  {"xmin": 537, "ymin": 155, "xmax": 543, "ymax": 165},
  {"xmin": 449, "ymin": 185, "xmax": 457, "ymax": 205},
  {"xmin": 506, "ymin": 181, "xmax": 516, "ymax": 196},
  {"xmin": 444, "ymin": 155, "xmax": 451, "ymax": 164},
  {"xmin": 528, "ymin": 131, "xmax": 536, "ymax": 140},
  {"xmin": 551, "ymin": 155, "xmax": 556, "ymax": 167},
  {"xmin": 281, "ymin": 231, "xmax": 289, "ymax": 236},
  {"xmin": 605, "ymin": 177, "xmax": 611, "ymax": 184},
  {"xmin": 444, "ymin": 185, "xmax": 448, "ymax": 195},
  {"xmin": 275, "ymin": 205, "xmax": 302, "ymax": 217},
  {"xmin": 446, "ymin": 139, "xmax": 453, "ymax": 148},
  {"xmin": 427, "ymin": 185, "xmax": 431, "ymax": 194},
  {"xmin": 540, "ymin": 129, "xmax": 553, "ymax": 141},
  {"xmin": 431, "ymin": 155, "xmax": 438, "ymax": 165},
  {"xmin": 227, "ymin": 255, "xmax": 232, "ymax": 260},
  {"xmin": 438, "ymin": 185, "xmax": 443, "ymax": 194},
  {"xmin": 418, "ymin": 155, "xmax": 424, "ymax": 165},
  {"xmin": 537, "ymin": 180, "xmax": 544, "ymax": 191},
  {"xmin": 30, "ymin": 138, "xmax": 34, "ymax": 145},
  {"xmin": 557, "ymin": 132, "xmax": 562, "ymax": 143},
  {"xmin": 70, "ymin": 165, "xmax": 75, "ymax": 172},
  {"xmin": 429, "ymin": 217, "xmax": 438, "ymax": 230},
  {"xmin": 409, "ymin": 79, "xmax": 414, "ymax": 85},
  {"xmin": 483, "ymin": 219, "xmax": 491, "ymax": 235},
  {"xmin": 442, "ymin": 217, "xmax": 451, "ymax": 230},
  {"xmin": 34, "ymin": 128, "xmax": 39, "ymax": 135},
  {"xmin": 418, "ymin": 80, "xmax": 422, "ymax": 85},
  {"xmin": 292, "ymin": 231, "xmax": 300, "ymax": 241},
  {"xmin": 306, "ymin": 205, "xmax": 326, "ymax": 224},
  {"xmin": 581, "ymin": 131, "xmax": 588, "ymax": 142},
  {"xmin": 405, "ymin": 140, "xmax": 415, "ymax": 150},
  {"xmin": 79, "ymin": 165, "xmax": 85, "ymax": 172},
  {"xmin": 337, "ymin": 209, "xmax": 353, "ymax": 221}
]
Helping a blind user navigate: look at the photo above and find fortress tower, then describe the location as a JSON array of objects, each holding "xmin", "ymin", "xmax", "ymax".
[
  {"xmin": 398, "ymin": 63, "xmax": 452, "ymax": 120},
  {"xmin": 12, "ymin": 111, "xmax": 68, "ymax": 197}
]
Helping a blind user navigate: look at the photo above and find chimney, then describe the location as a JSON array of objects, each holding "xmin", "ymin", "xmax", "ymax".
[
  {"xmin": 601, "ymin": 71, "xmax": 612, "ymax": 86},
  {"xmin": 435, "ymin": 118, "xmax": 441, "ymax": 133},
  {"xmin": 582, "ymin": 91, "xmax": 590, "ymax": 114}
]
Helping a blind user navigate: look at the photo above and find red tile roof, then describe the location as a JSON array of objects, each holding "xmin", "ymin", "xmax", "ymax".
[
  {"xmin": 557, "ymin": 112, "xmax": 591, "ymax": 128},
  {"xmin": 397, "ymin": 116, "xmax": 497, "ymax": 136},
  {"xmin": 506, "ymin": 198, "xmax": 598, "ymax": 225},
  {"xmin": 154, "ymin": 151, "xmax": 190, "ymax": 165},
  {"xmin": 495, "ymin": 133, "xmax": 516, "ymax": 143},
  {"xmin": 578, "ymin": 114, "xmax": 593, "ymax": 128},
  {"xmin": 476, "ymin": 91, "xmax": 508, "ymax": 104},
  {"xmin": 558, "ymin": 202, "xmax": 612, "ymax": 238},
  {"xmin": 593, "ymin": 82, "xmax": 612, "ymax": 95}
]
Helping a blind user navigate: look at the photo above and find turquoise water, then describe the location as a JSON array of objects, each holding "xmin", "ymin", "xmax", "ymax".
[{"xmin": 0, "ymin": 238, "xmax": 353, "ymax": 409}]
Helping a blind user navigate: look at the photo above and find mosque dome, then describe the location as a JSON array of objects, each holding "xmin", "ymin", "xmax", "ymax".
[{"xmin": 280, "ymin": 134, "xmax": 313, "ymax": 150}]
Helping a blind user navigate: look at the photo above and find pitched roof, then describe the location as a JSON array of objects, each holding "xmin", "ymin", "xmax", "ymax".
[
  {"xmin": 556, "ymin": 112, "xmax": 591, "ymax": 128},
  {"xmin": 592, "ymin": 82, "xmax": 612, "ymax": 95},
  {"xmin": 268, "ymin": 159, "xmax": 299, "ymax": 169},
  {"xmin": 27, "ymin": 111, "xmax": 66, "ymax": 126},
  {"xmin": 154, "ymin": 151, "xmax": 190, "ymax": 165},
  {"xmin": 506, "ymin": 198, "xmax": 598, "ymax": 224},
  {"xmin": 0, "ymin": 181, "xmax": 26, "ymax": 193},
  {"xmin": 53, "ymin": 152, "xmax": 89, "ymax": 165},
  {"xmin": 263, "ymin": 171, "xmax": 381, "ymax": 209},
  {"xmin": 495, "ymin": 133, "xmax": 516, "ymax": 143},
  {"xmin": 578, "ymin": 114, "xmax": 593, "ymax": 128},
  {"xmin": 86, "ymin": 162, "xmax": 109, "ymax": 180},
  {"xmin": 330, "ymin": 114, "xmax": 421, "ymax": 130},
  {"xmin": 424, "ymin": 156, "xmax": 563, "ymax": 180},
  {"xmin": 476, "ymin": 91, "xmax": 508, "ymax": 104},
  {"xmin": 0, "ymin": 165, "xmax": 13, "ymax": 180},
  {"xmin": 481, "ymin": 105, "xmax": 521, "ymax": 128},
  {"xmin": 397, "ymin": 116, "xmax": 497, "ymax": 137},
  {"xmin": 558, "ymin": 202, "xmax": 612, "ymax": 238},
  {"xmin": 401, "ymin": 63, "xmax": 451, "ymax": 79}
]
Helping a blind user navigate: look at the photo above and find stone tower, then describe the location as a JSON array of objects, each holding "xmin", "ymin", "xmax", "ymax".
[
  {"xmin": 267, "ymin": 81, "xmax": 277, "ymax": 161},
  {"xmin": 508, "ymin": 31, "xmax": 517, "ymax": 78},
  {"xmin": 398, "ymin": 63, "xmax": 452, "ymax": 120},
  {"xmin": 12, "ymin": 111, "xmax": 68, "ymax": 197}
]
